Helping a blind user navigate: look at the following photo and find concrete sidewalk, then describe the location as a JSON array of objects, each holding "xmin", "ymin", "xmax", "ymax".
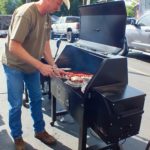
[{"xmin": 0, "ymin": 39, "xmax": 148, "ymax": 150}]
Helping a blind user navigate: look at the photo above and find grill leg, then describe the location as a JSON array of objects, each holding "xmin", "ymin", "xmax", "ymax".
[
  {"xmin": 50, "ymin": 95, "xmax": 56, "ymax": 126},
  {"xmin": 146, "ymin": 141, "xmax": 150, "ymax": 150},
  {"xmin": 113, "ymin": 144, "xmax": 121, "ymax": 150},
  {"xmin": 48, "ymin": 78, "xmax": 51, "ymax": 99},
  {"xmin": 78, "ymin": 110, "xmax": 87, "ymax": 150}
]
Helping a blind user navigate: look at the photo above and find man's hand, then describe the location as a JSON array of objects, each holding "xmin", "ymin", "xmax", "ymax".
[
  {"xmin": 38, "ymin": 63, "xmax": 66, "ymax": 77},
  {"xmin": 38, "ymin": 63, "xmax": 56, "ymax": 77},
  {"xmin": 52, "ymin": 67, "xmax": 66, "ymax": 77}
]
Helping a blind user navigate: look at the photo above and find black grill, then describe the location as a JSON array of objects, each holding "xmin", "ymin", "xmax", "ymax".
[{"xmin": 50, "ymin": 1, "xmax": 146, "ymax": 150}]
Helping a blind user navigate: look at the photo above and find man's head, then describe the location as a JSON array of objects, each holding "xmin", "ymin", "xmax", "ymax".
[{"xmin": 39, "ymin": 0, "xmax": 70, "ymax": 14}]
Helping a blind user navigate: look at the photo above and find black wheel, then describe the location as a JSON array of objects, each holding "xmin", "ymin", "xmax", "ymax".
[
  {"xmin": 118, "ymin": 38, "xmax": 129, "ymax": 56},
  {"xmin": 0, "ymin": 34, "xmax": 7, "ymax": 38},
  {"xmin": 23, "ymin": 99, "xmax": 29, "ymax": 108},
  {"xmin": 67, "ymin": 31, "xmax": 74, "ymax": 43},
  {"xmin": 146, "ymin": 141, "xmax": 150, "ymax": 150},
  {"xmin": 50, "ymin": 122, "xmax": 54, "ymax": 126}
]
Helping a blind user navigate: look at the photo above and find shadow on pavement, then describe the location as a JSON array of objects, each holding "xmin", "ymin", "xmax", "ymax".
[
  {"xmin": 41, "ymin": 97, "xmax": 103, "ymax": 147},
  {"xmin": 54, "ymin": 119, "xmax": 79, "ymax": 138},
  {"xmin": 24, "ymin": 142, "xmax": 38, "ymax": 150},
  {"xmin": 0, "ymin": 129, "xmax": 14, "ymax": 150},
  {"xmin": 128, "ymin": 52, "xmax": 150, "ymax": 63},
  {"xmin": 50, "ymin": 120, "xmax": 149, "ymax": 150},
  {"xmin": 0, "ymin": 114, "xmax": 5, "ymax": 126},
  {"xmin": 48, "ymin": 140, "xmax": 72, "ymax": 150},
  {"xmin": 128, "ymin": 70, "xmax": 150, "ymax": 78},
  {"xmin": 0, "ymin": 129, "xmax": 38, "ymax": 150},
  {"xmin": 39, "ymin": 87, "xmax": 149, "ymax": 150},
  {"xmin": 122, "ymin": 136, "xmax": 147, "ymax": 150}
]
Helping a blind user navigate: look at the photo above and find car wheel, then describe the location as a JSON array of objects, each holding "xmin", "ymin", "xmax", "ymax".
[
  {"xmin": 118, "ymin": 38, "xmax": 129, "ymax": 56},
  {"xmin": 67, "ymin": 31, "xmax": 74, "ymax": 43},
  {"xmin": 0, "ymin": 34, "xmax": 7, "ymax": 38}
]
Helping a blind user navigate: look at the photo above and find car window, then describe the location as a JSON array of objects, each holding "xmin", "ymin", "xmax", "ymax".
[
  {"xmin": 56, "ymin": 17, "xmax": 63, "ymax": 23},
  {"xmin": 137, "ymin": 14, "xmax": 150, "ymax": 26},
  {"xmin": 56, "ymin": 19, "xmax": 60, "ymax": 24},
  {"xmin": 59, "ymin": 17, "xmax": 65, "ymax": 23},
  {"xmin": 66, "ymin": 17, "xmax": 79, "ymax": 23}
]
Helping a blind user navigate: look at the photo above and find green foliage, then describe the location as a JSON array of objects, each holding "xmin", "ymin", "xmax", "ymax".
[
  {"xmin": 54, "ymin": 0, "xmax": 80, "ymax": 16},
  {"xmin": 0, "ymin": 0, "xmax": 24, "ymax": 14},
  {"xmin": 126, "ymin": 5, "xmax": 135, "ymax": 17},
  {"xmin": 70, "ymin": 0, "xmax": 80, "ymax": 16},
  {"xmin": 0, "ymin": 0, "xmax": 80, "ymax": 16},
  {"xmin": 126, "ymin": 0, "xmax": 139, "ymax": 17}
]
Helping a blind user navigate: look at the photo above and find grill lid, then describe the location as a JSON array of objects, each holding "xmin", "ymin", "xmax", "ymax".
[{"xmin": 76, "ymin": 1, "xmax": 127, "ymax": 55}]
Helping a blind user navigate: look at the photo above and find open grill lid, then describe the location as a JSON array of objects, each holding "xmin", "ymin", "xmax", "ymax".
[
  {"xmin": 76, "ymin": 1, "xmax": 127, "ymax": 55},
  {"xmin": 55, "ymin": 45, "xmax": 128, "ymax": 95}
]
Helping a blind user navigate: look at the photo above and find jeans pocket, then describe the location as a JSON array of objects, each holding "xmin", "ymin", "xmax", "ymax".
[{"xmin": 3, "ymin": 64, "xmax": 22, "ymax": 75}]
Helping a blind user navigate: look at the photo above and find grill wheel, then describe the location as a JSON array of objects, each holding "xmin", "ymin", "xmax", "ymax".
[{"xmin": 67, "ymin": 31, "xmax": 74, "ymax": 43}]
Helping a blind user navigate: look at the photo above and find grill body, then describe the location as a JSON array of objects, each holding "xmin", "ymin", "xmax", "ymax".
[
  {"xmin": 91, "ymin": 85, "xmax": 145, "ymax": 144},
  {"xmin": 50, "ymin": 1, "xmax": 146, "ymax": 150},
  {"xmin": 50, "ymin": 46, "xmax": 145, "ymax": 150}
]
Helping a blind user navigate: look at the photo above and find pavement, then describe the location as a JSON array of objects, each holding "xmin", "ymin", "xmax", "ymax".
[{"xmin": 0, "ymin": 38, "xmax": 149, "ymax": 150}]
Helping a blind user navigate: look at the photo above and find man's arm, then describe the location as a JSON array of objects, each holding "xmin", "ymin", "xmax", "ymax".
[
  {"xmin": 43, "ymin": 40, "xmax": 66, "ymax": 76},
  {"xmin": 9, "ymin": 39, "xmax": 55, "ymax": 77},
  {"xmin": 43, "ymin": 40, "xmax": 55, "ymax": 66}
]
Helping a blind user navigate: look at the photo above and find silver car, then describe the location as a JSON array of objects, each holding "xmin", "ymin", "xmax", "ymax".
[{"xmin": 125, "ymin": 12, "xmax": 150, "ymax": 55}]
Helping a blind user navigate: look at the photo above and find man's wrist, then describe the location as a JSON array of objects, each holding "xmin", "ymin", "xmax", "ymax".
[{"xmin": 52, "ymin": 64, "xmax": 58, "ymax": 68}]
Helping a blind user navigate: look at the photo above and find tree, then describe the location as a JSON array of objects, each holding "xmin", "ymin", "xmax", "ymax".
[
  {"xmin": 54, "ymin": 0, "xmax": 81, "ymax": 16},
  {"xmin": 126, "ymin": 0, "xmax": 139, "ymax": 17},
  {"xmin": 126, "ymin": 5, "xmax": 135, "ymax": 16},
  {"xmin": 0, "ymin": 0, "xmax": 81, "ymax": 16},
  {"xmin": 0, "ymin": 0, "xmax": 24, "ymax": 14}
]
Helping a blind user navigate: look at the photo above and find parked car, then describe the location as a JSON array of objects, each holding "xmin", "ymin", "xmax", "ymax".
[
  {"xmin": 51, "ymin": 15, "xmax": 59, "ymax": 24},
  {"xmin": 125, "ymin": 12, "xmax": 150, "ymax": 55},
  {"xmin": 126, "ymin": 17, "xmax": 136, "ymax": 25},
  {"xmin": 51, "ymin": 16, "xmax": 80, "ymax": 42},
  {"xmin": 0, "ymin": 30, "xmax": 8, "ymax": 38},
  {"xmin": 0, "ymin": 15, "xmax": 11, "ymax": 38}
]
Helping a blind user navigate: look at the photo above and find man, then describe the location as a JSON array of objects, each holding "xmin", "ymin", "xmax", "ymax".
[{"xmin": 1, "ymin": 0, "xmax": 70, "ymax": 149}]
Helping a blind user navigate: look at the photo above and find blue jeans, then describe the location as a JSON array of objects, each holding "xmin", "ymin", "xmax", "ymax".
[{"xmin": 3, "ymin": 65, "xmax": 45, "ymax": 139}]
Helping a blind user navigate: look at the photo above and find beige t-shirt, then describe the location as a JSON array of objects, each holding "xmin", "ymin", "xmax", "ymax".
[{"xmin": 2, "ymin": 2, "xmax": 51, "ymax": 73}]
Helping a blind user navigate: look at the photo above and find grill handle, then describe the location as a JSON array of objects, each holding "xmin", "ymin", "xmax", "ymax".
[
  {"xmin": 101, "ymin": 99, "xmax": 144, "ymax": 119},
  {"xmin": 118, "ymin": 110, "xmax": 144, "ymax": 119}
]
